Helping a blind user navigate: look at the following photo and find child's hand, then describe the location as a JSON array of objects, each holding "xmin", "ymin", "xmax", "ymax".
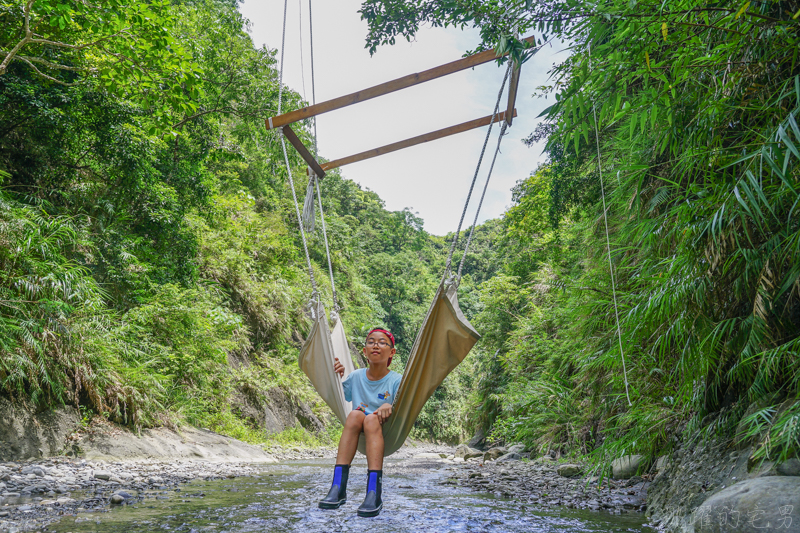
[
  {"xmin": 333, "ymin": 357, "xmax": 344, "ymax": 377},
  {"xmin": 375, "ymin": 403, "xmax": 392, "ymax": 424}
]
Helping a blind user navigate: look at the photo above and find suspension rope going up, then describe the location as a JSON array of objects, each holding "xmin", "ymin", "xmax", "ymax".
[
  {"xmin": 444, "ymin": 61, "xmax": 513, "ymax": 280},
  {"xmin": 588, "ymin": 42, "xmax": 632, "ymax": 407},
  {"xmin": 458, "ymin": 119, "xmax": 509, "ymax": 281},
  {"xmin": 277, "ymin": 0, "xmax": 317, "ymax": 297},
  {"xmin": 305, "ymin": 0, "xmax": 338, "ymax": 311}
]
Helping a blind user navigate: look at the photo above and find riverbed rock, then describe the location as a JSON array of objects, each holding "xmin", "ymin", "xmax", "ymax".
[
  {"xmin": 654, "ymin": 455, "xmax": 669, "ymax": 473},
  {"xmin": 21, "ymin": 466, "xmax": 45, "ymax": 477},
  {"xmin": 496, "ymin": 452, "xmax": 521, "ymax": 463},
  {"xmin": 455, "ymin": 444, "xmax": 484, "ymax": 460},
  {"xmin": 612, "ymin": 455, "xmax": 644, "ymax": 479},
  {"xmin": 94, "ymin": 470, "xmax": 112, "ymax": 480},
  {"xmin": 507, "ymin": 444, "xmax": 526, "ymax": 454},
  {"xmin": 467, "ymin": 429, "xmax": 486, "ymax": 450},
  {"xmin": 777, "ymin": 458, "xmax": 800, "ymax": 476},
  {"xmin": 414, "ymin": 453, "xmax": 444, "ymax": 459},
  {"xmin": 110, "ymin": 490, "xmax": 133, "ymax": 504},
  {"xmin": 694, "ymin": 477, "xmax": 800, "ymax": 532},
  {"xmin": 484, "ymin": 447, "xmax": 507, "ymax": 461},
  {"xmin": 557, "ymin": 464, "xmax": 582, "ymax": 477}
]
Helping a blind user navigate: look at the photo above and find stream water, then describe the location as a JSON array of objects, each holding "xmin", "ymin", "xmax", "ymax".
[{"xmin": 47, "ymin": 459, "xmax": 648, "ymax": 532}]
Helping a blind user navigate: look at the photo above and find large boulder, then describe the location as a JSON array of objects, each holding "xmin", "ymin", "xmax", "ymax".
[
  {"xmin": 455, "ymin": 444, "xmax": 484, "ymax": 460},
  {"xmin": 611, "ymin": 455, "xmax": 644, "ymax": 479},
  {"xmin": 507, "ymin": 444, "xmax": 527, "ymax": 454},
  {"xmin": 777, "ymin": 458, "xmax": 800, "ymax": 476},
  {"xmin": 557, "ymin": 464, "xmax": 582, "ymax": 477},
  {"xmin": 484, "ymin": 447, "xmax": 507, "ymax": 461},
  {"xmin": 468, "ymin": 428, "xmax": 486, "ymax": 450},
  {"xmin": 694, "ymin": 477, "xmax": 800, "ymax": 532},
  {"xmin": 496, "ymin": 452, "xmax": 521, "ymax": 462}
]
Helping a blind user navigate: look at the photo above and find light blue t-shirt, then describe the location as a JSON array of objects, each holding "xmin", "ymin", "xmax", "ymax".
[{"xmin": 342, "ymin": 368, "xmax": 402, "ymax": 415}]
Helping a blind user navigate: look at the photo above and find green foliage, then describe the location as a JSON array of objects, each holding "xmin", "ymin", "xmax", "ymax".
[
  {"xmin": 0, "ymin": 0, "xmax": 204, "ymax": 127},
  {"xmin": 363, "ymin": 0, "xmax": 800, "ymax": 466},
  {"xmin": 0, "ymin": 0, "xmax": 471, "ymax": 447}
]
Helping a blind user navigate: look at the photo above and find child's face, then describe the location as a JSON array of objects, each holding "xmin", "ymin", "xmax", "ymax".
[{"xmin": 363, "ymin": 331, "xmax": 396, "ymax": 367}]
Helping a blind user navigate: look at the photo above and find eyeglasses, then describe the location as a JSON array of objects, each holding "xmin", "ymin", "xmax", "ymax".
[{"xmin": 366, "ymin": 339, "xmax": 391, "ymax": 348}]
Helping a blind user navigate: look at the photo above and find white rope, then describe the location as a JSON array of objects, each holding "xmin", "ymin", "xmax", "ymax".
[
  {"xmin": 444, "ymin": 61, "xmax": 513, "ymax": 278},
  {"xmin": 308, "ymin": 0, "xmax": 318, "ymax": 157},
  {"xmin": 457, "ymin": 120, "xmax": 509, "ymax": 281},
  {"xmin": 297, "ymin": 0, "xmax": 307, "ymax": 101},
  {"xmin": 315, "ymin": 177, "xmax": 339, "ymax": 311},
  {"xmin": 305, "ymin": 0, "xmax": 338, "ymax": 311},
  {"xmin": 278, "ymin": 0, "xmax": 317, "ymax": 296},
  {"xmin": 589, "ymin": 42, "xmax": 632, "ymax": 407}
]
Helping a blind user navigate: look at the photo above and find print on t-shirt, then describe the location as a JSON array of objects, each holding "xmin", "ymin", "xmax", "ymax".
[{"xmin": 342, "ymin": 368, "xmax": 402, "ymax": 416}]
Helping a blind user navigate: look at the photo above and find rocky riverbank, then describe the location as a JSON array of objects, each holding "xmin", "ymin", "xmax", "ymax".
[
  {"xmin": 0, "ymin": 458, "xmax": 269, "ymax": 532},
  {"xmin": 428, "ymin": 444, "xmax": 650, "ymax": 515},
  {"xmin": 0, "ymin": 441, "xmax": 456, "ymax": 532},
  {"xmin": 445, "ymin": 458, "xmax": 649, "ymax": 513}
]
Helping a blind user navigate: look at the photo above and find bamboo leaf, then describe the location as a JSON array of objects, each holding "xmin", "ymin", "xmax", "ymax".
[{"xmin": 735, "ymin": 1, "xmax": 750, "ymax": 19}]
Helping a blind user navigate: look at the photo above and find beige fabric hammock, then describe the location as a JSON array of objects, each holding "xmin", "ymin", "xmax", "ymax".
[{"xmin": 297, "ymin": 280, "xmax": 479, "ymax": 456}]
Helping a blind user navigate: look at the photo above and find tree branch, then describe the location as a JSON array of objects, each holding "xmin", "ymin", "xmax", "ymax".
[
  {"xmin": 0, "ymin": 0, "xmax": 35, "ymax": 76},
  {"xmin": 18, "ymin": 56, "xmax": 78, "ymax": 85}
]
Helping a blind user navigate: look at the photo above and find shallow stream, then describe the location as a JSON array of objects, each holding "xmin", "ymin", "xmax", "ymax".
[{"xmin": 47, "ymin": 459, "xmax": 648, "ymax": 532}]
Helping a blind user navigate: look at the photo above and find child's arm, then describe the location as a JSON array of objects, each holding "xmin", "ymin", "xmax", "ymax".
[{"xmin": 334, "ymin": 357, "xmax": 344, "ymax": 377}]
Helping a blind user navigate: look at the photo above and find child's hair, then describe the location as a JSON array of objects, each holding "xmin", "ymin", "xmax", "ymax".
[{"xmin": 366, "ymin": 328, "xmax": 395, "ymax": 366}]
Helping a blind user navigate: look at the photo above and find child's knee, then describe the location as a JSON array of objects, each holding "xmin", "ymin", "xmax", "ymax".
[
  {"xmin": 344, "ymin": 410, "xmax": 365, "ymax": 430},
  {"xmin": 363, "ymin": 414, "xmax": 381, "ymax": 433}
]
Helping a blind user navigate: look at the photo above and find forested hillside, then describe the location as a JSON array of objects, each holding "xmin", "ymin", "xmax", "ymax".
[
  {"xmin": 363, "ymin": 0, "xmax": 800, "ymax": 469},
  {"xmin": 0, "ymin": 0, "xmax": 479, "ymax": 444},
  {"xmin": 3, "ymin": 0, "xmax": 800, "ymax": 476}
]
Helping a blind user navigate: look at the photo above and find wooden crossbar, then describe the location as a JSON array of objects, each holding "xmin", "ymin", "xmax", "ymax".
[
  {"xmin": 266, "ymin": 35, "xmax": 535, "ymax": 130},
  {"xmin": 320, "ymin": 109, "xmax": 516, "ymax": 171},
  {"xmin": 505, "ymin": 62, "xmax": 522, "ymax": 126},
  {"xmin": 282, "ymin": 125, "xmax": 326, "ymax": 178}
]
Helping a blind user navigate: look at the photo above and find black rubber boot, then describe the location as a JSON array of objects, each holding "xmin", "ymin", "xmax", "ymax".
[
  {"xmin": 357, "ymin": 470, "xmax": 383, "ymax": 517},
  {"xmin": 318, "ymin": 464, "xmax": 349, "ymax": 509}
]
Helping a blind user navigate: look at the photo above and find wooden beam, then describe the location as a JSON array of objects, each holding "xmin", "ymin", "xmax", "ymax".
[
  {"xmin": 282, "ymin": 124, "xmax": 326, "ymax": 178},
  {"xmin": 505, "ymin": 62, "xmax": 522, "ymax": 126},
  {"xmin": 266, "ymin": 36, "xmax": 535, "ymax": 130},
  {"xmin": 320, "ymin": 109, "xmax": 517, "ymax": 171}
]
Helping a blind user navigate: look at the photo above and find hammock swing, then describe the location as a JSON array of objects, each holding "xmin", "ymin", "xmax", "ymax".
[{"xmin": 268, "ymin": 0, "xmax": 531, "ymax": 456}]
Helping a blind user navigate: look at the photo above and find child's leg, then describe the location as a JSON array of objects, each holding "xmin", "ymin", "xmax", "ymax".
[
  {"xmin": 336, "ymin": 410, "xmax": 366, "ymax": 465},
  {"xmin": 320, "ymin": 410, "xmax": 366, "ymax": 509},
  {"xmin": 358, "ymin": 413, "xmax": 385, "ymax": 517},
  {"xmin": 363, "ymin": 414, "xmax": 384, "ymax": 470}
]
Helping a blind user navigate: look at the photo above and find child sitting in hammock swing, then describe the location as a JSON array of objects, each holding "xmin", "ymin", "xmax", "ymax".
[{"xmin": 318, "ymin": 328, "xmax": 401, "ymax": 517}]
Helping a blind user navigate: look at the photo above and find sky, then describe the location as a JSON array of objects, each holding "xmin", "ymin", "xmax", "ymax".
[{"xmin": 240, "ymin": 0, "xmax": 565, "ymax": 236}]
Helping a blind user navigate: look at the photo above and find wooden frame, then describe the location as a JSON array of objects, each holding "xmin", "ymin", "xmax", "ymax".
[
  {"xmin": 266, "ymin": 35, "xmax": 534, "ymax": 131},
  {"xmin": 505, "ymin": 62, "xmax": 522, "ymax": 126},
  {"xmin": 272, "ymin": 37, "xmax": 531, "ymax": 178},
  {"xmin": 320, "ymin": 109, "xmax": 516, "ymax": 171},
  {"xmin": 282, "ymin": 124, "xmax": 327, "ymax": 178}
]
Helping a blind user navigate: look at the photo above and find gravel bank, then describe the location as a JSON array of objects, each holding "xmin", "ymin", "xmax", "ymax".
[{"xmin": 444, "ymin": 457, "xmax": 650, "ymax": 514}]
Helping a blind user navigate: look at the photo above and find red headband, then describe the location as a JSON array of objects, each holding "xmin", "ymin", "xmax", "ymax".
[{"xmin": 367, "ymin": 328, "xmax": 395, "ymax": 347}]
